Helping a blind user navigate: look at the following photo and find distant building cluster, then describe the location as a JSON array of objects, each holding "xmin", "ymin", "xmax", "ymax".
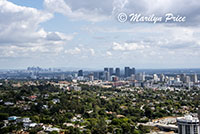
[
  {"xmin": 0, "ymin": 67, "xmax": 199, "ymax": 90},
  {"xmin": 77, "ymin": 67, "xmax": 136, "ymax": 82},
  {"xmin": 72, "ymin": 68, "xmax": 199, "ymax": 90}
]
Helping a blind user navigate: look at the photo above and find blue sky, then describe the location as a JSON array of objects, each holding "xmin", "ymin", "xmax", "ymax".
[{"xmin": 0, "ymin": 0, "xmax": 200, "ymax": 69}]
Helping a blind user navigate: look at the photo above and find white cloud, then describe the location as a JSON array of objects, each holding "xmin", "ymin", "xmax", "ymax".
[
  {"xmin": 0, "ymin": 0, "xmax": 73, "ymax": 58},
  {"xmin": 64, "ymin": 47, "xmax": 97, "ymax": 56},
  {"xmin": 83, "ymin": 24, "xmax": 200, "ymax": 52},
  {"xmin": 64, "ymin": 47, "xmax": 81, "ymax": 55},
  {"xmin": 106, "ymin": 51, "xmax": 112, "ymax": 56},
  {"xmin": 44, "ymin": 0, "xmax": 109, "ymax": 22},
  {"xmin": 45, "ymin": 32, "xmax": 73, "ymax": 41},
  {"xmin": 0, "ymin": 0, "xmax": 53, "ymax": 43},
  {"xmin": 43, "ymin": 0, "xmax": 200, "ymax": 25},
  {"xmin": 89, "ymin": 49, "xmax": 95, "ymax": 55},
  {"xmin": 112, "ymin": 42, "xmax": 149, "ymax": 51}
]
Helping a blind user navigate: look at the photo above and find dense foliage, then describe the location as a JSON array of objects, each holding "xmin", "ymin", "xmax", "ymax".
[{"xmin": 0, "ymin": 81, "xmax": 199, "ymax": 133}]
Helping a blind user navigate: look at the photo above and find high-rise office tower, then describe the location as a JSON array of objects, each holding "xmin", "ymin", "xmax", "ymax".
[
  {"xmin": 180, "ymin": 74, "xmax": 186, "ymax": 83},
  {"xmin": 105, "ymin": 71, "xmax": 110, "ymax": 81},
  {"xmin": 153, "ymin": 74, "xmax": 158, "ymax": 82},
  {"xmin": 191, "ymin": 74, "xmax": 198, "ymax": 83},
  {"xmin": 89, "ymin": 74, "xmax": 94, "ymax": 81},
  {"xmin": 78, "ymin": 70, "xmax": 83, "ymax": 77},
  {"xmin": 109, "ymin": 68, "xmax": 114, "ymax": 75},
  {"xmin": 160, "ymin": 74, "xmax": 165, "ymax": 82},
  {"xmin": 185, "ymin": 76, "xmax": 191, "ymax": 83},
  {"xmin": 136, "ymin": 73, "xmax": 145, "ymax": 81},
  {"xmin": 130, "ymin": 68, "xmax": 136, "ymax": 75},
  {"xmin": 104, "ymin": 68, "xmax": 109, "ymax": 72},
  {"xmin": 99, "ymin": 72, "xmax": 104, "ymax": 80},
  {"xmin": 115, "ymin": 68, "xmax": 120, "ymax": 77},
  {"xmin": 125, "ymin": 67, "xmax": 130, "ymax": 77},
  {"xmin": 125, "ymin": 67, "xmax": 135, "ymax": 77}
]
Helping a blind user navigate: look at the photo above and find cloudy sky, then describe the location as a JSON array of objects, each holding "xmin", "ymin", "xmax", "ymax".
[{"xmin": 0, "ymin": 0, "xmax": 200, "ymax": 69}]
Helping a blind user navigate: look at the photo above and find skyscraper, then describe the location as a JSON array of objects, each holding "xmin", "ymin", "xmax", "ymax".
[
  {"xmin": 78, "ymin": 70, "xmax": 83, "ymax": 77},
  {"xmin": 136, "ymin": 73, "xmax": 145, "ymax": 81},
  {"xmin": 109, "ymin": 68, "xmax": 114, "ymax": 75},
  {"xmin": 105, "ymin": 71, "xmax": 110, "ymax": 81},
  {"xmin": 125, "ymin": 67, "xmax": 130, "ymax": 77},
  {"xmin": 180, "ymin": 74, "xmax": 186, "ymax": 83},
  {"xmin": 125, "ymin": 67, "xmax": 135, "ymax": 77},
  {"xmin": 104, "ymin": 68, "xmax": 109, "ymax": 72},
  {"xmin": 191, "ymin": 74, "xmax": 198, "ymax": 83},
  {"xmin": 160, "ymin": 74, "xmax": 165, "ymax": 82},
  {"xmin": 99, "ymin": 72, "xmax": 104, "ymax": 80},
  {"xmin": 130, "ymin": 68, "xmax": 136, "ymax": 75},
  {"xmin": 185, "ymin": 76, "xmax": 191, "ymax": 83},
  {"xmin": 153, "ymin": 74, "xmax": 158, "ymax": 82},
  {"xmin": 115, "ymin": 68, "xmax": 120, "ymax": 77}
]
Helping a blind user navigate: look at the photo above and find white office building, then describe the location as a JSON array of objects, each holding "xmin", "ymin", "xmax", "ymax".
[{"xmin": 177, "ymin": 115, "xmax": 200, "ymax": 134}]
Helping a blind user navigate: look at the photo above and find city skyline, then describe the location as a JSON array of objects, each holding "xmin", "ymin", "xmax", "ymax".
[
  {"xmin": 2, "ymin": 66, "xmax": 200, "ymax": 71},
  {"xmin": 0, "ymin": 0, "xmax": 200, "ymax": 69}
]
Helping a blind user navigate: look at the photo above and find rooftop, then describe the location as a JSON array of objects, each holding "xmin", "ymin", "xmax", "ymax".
[{"xmin": 177, "ymin": 115, "xmax": 199, "ymax": 123}]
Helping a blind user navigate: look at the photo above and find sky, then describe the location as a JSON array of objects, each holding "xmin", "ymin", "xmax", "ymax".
[{"xmin": 0, "ymin": 0, "xmax": 200, "ymax": 69}]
